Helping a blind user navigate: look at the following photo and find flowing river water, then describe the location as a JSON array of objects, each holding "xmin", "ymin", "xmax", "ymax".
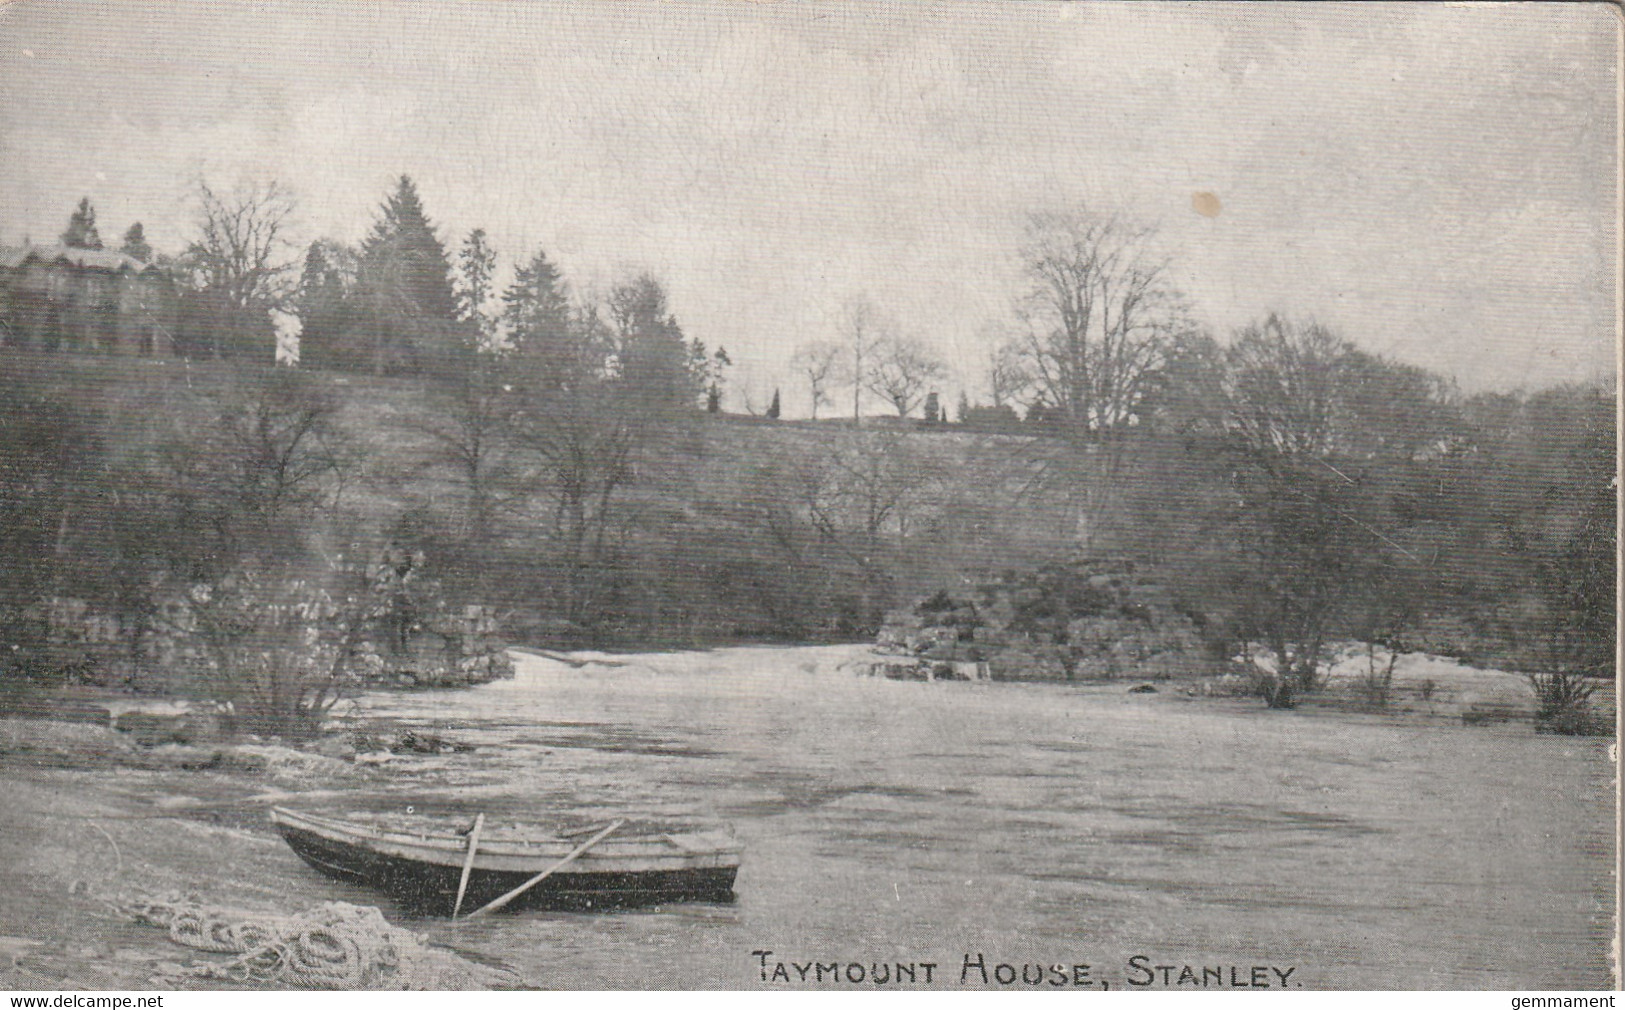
[{"xmin": 308, "ymin": 645, "xmax": 1611, "ymax": 990}]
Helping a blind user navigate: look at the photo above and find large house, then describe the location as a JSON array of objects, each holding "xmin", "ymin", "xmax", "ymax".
[{"xmin": 0, "ymin": 244, "xmax": 179, "ymax": 355}]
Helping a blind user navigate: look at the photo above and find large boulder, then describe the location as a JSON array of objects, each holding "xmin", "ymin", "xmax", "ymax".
[{"xmin": 870, "ymin": 561, "xmax": 1213, "ymax": 682}]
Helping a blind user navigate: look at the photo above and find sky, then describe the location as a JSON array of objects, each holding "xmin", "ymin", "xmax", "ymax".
[{"xmin": 0, "ymin": 0, "xmax": 1617, "ymax": 414}]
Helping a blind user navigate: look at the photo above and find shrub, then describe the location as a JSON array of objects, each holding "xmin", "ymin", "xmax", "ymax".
[
  {"xmin": 1353, "ymin": 643, "xmax": 1396, "ymax": 710},
  {"xmin": 1528, "ymin": 668, "xmax": 1607, "ymax": 736},
  {"xmin": 182, "ymin": 566, "xmax": 381, "ymax": 740}
]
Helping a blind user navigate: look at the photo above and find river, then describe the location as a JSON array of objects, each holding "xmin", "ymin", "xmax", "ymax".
[{"xmin": 316, "ymin": 645, "xmax": 1613, "ymax": 990}]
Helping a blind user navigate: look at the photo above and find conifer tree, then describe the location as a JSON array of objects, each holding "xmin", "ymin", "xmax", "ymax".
[
  {"xmin": 503, "ymin": 248, "xmax": 574, "ymax": 376},
  {"xmin": 766, "ymin": 388, "xmax": 781, "ymax": 419},
  {"xmin": 61, "ymin": 197, "xmax": 103, "ymax": 249},
  {"xmin": 294, "ymin": 240, "xmax": 358, "ymax": 369},
  {"xmin": 353, "ymin": 176, "xmax": 459, "ymax": 374},
  {"xmin": 119, "ymin": 222, "xmax": 152, "ymax": 262},
  {"xmin": 455, "ymin": 228, "xmax": 498, "ymax": 347},
  {"xmin": 608, "ymin": 273, "xmax": 698, "ymax": 411}
]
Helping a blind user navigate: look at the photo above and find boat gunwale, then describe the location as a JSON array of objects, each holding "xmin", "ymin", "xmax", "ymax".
[{"xmin": 270, "ymin": 807, "xmax": 743, "ymax": 867}]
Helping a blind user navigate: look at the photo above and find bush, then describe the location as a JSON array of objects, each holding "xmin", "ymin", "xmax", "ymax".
[
  {"xmin": 1529, "ymin": 669, "xmax": 1607, "ymax": 736},
  {"xmin": 1352, "ymin": 644, "xmax": 1396, "ymax": 710},
  {"xmin": 183, "ymin": 566, "xmax": 380, "ymax": 740}
]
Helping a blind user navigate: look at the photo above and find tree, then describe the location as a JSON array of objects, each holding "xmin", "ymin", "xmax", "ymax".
[
  {"xmin": 1212, "ymin": 316, "xmax": 1452, "ymax": 708},
  {"xmin": 1221, "ymin": 314, "xmax": 1348, "ymax": 456},
  {"xmin": 455, "ymin": 228, "xmax": 499, "ymax": 347},
  {"xmin": 60, "ymin": 197, "xmax": 103, "ymax": 250},
  {"xmin": 837, "ymin": 295, "xmax": 886, "ymax": 422},
  {"xmin": 159, "ymin": 368, "xmax": 350, "ymax": 577},
  {"xmin": 502, "ymin": 247, "xmax": 575, "ymax": 379},
  {"xmin": 1008, "ymin": 208, "xmax": 1193, "ymax": 552},
  {"xmin": 792, "ymin": 430, "xmax": 934, "ymax": 630},
  {"xmin": 1014, "ymin": 207, "xmax": 1188, "ymax": 433},
  {"xmin": 183, "ymin": 563, "xmax": 381, "ymax": 739},
  {"xmin": 1476, "ymin": 384, "xmax": 1616, "ymax": 733},
  {"xmin": 696, "ymin": 344, "xmax": 731, "ymax": 413},
  {"xmin": 411, "ymin": 229, "xmax": 517, "ymax": 548},
  {"xmin": 509, "ymin": 319, "xmax": 635, "ymax": 629},
  {"xmin": 119, "ymin": 223, "xmax": 152, "ymax": 262},
  {"xmin": 766, "ymin": 388, "xmax": 781, "ymax": 419},
  {"xmin": 866, "ymin": 334, "xmax": 947, "ymax": 417},
  {"xmin": 609, "ymin": 273, "xmax": 700, "ymax": 412},
  {"xmin": 790, "ymin": 340, "xmax": 845, "ymax": 420},
  {"xmin": 922, "ymin": 391, "xmax": 941, "ymax": 424},
  {"xmin": 414, "ymin": 341, "xmax": 512, "ymax": 549},
  {"xmin": 0, "ymin": 389, "xmax": 107, "ymax": 681},
  {"xmin": 987, "ymin": 339, "xmax": 1032, "ymax": 409},
  {"xmin": 177, "ymin": 180, "xmax": 297, "ymax": 360},
  {"xmin": 351, "ymin": 175, "xmax": 460, "ymax": 375},
  {"xmin": 293, "ymin": 239, "xmax": 360, "ymax": 369},
  {"xmin": 955, "ymin": 391, "xmax": 971, "ymax": 423}
]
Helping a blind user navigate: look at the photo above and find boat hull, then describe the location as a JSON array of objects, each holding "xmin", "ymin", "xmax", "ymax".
[{"xmin": 272, "ymin": 810, "xmax": 740, "ymax": 915}]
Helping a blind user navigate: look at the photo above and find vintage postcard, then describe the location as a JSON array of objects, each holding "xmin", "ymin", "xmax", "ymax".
[{"xmin": 0, "ymin": 0, "xmax": 1617, "ymax": 996}]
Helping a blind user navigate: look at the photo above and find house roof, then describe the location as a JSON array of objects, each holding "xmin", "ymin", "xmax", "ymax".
[{"xmin": 0, "ymin": 243, "xmax": 158, "ymax": 274}]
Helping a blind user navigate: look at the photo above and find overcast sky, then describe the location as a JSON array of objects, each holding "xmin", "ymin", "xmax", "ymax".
[{"xmin": 0, "ymin": 1, "xmax": 1616, "ymax": 413}]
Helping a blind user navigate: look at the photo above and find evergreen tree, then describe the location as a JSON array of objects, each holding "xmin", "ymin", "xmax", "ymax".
[
  {"xmin": 353, "ymin": 176, "xmax": 459, "ymax": 375},
  {"xmin": 608, "ymin": 273, "xmax": 699, "ymax": 411},
  {"xmin": 503, "ymin": 248, "xmax": 578, "ymax": 387},
  {"xmin": 119, "ymin": 222, "xmax": 152, "ymax": 262},
  {"xmin": 923, "ymin": 390, "xmax": 941, "ymax": 424},
  {"xmin": 698, "ymin": 345, "xmax": 731, "ymax": 413},
  {"xmin": 766, "ymin": 388, "xmax": 781, "ymax": 419},
  {"xmin": 455, "ymin": 228, "xmax": 498, "ymax": 347},
  {"xmin": 294, "ymin": 240, "xmax": 359, "ymax": 370},
  {"xmin": 956, "ymin": 390, "xmax": 972, "ymax": 423},
  {"xmin": 61, "ymin": 197, "xmax": 103, "ymax": 249}
]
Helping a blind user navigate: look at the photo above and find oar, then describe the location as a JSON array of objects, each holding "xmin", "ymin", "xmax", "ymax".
[
  {"xmin": 463, "ymin": 819, "xmax": 624, "ymax": 920},
  {"xmin": 452, "ymin": 812, "xmax": 485, "ymax": 919}
]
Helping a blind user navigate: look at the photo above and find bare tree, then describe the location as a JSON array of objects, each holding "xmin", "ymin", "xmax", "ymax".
[
  {"xmin": 792, "ymin": 430, "xmax": 935, "ymax": 627},
  {"xmin": 1011, "ymin": 207, "xmax": 1193, "ymax": 550},
  {"xmin": 1015, "ymin": 207, "xmax": 1189, "ymax": 433},
  {"xmin": 508, "ymin": 300, "xmax": 636, "ymax": 627},
  {"xmin": 988, "ymin": 339, "xmax": 1032, "ymax": 409},
  {"xmin": 837, "ymin": 294, "xmax": 887, "ymax": 422},
  {"xmin": 866, "ymin": 334, "xmax": 947, "ymax": 417},
  {"xmin": 180, "ymin": 180, "xmax": 298, "ymax": 359},
  {"xmin": 790, "ymin": 340, "xmax": 845, "ymax": 419},
  {"xmin": 1221, "ymin": 314, "xmax": 1350, "ymax": 457},
  {"xmin": 161, "ymin": 368, "xmax": 350, "ymax": 575}
]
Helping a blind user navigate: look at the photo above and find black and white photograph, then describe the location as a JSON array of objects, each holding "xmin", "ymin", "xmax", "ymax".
[{"xmin": 0, "ymin": 0, "xmax": 1617, "ymax": 994}]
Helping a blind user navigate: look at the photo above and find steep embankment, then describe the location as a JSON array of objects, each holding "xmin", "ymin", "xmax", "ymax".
[{"xmin": 2, "ymin": 351, "xmax": 1085, "ymax": 648}]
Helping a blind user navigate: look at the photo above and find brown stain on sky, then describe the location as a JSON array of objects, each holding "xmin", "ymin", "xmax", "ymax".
[{"xmin": 1192, "ymin": 191, "xmax": 1222, "ymax": 218}]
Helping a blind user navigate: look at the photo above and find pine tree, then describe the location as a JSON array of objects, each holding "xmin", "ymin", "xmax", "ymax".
[
  {"xmin": 119, "ymin": 222, "xmax": 152, "ymax": 262},
  {"xmin": 353, "ymin": 176, "xmax": 459, "ymax": 375},
  {"xmin": 700, "ymin": 346, "xmax": 731, "ymax": 413},
  {"xmin": 609, "ymin": 274, "xmax": 699, "ymax": 411},
  {"xmin": 956, "ymin": 390, "xmax": 972, "ymax": 423},
  {"xmin": 923, "ymin": 390, "xmax": 941, "ymax": 424},
  {"xmin": 503, "ymin": 247, "xmax": 578, "ymax": 388},
  {"xmin": 295, "ymin": 240, "xmax": 358, "ymax": 370},
  {"xmin": 766, "ymin": 388, "xmax": 781, "ymax": 419},
  {"xmin": 61, "ymin": 197, "xmax": 103, "ymax": 249},
  {"xmin": 455, "ymin": 229, "xmax": 498, "ymax": 346}
]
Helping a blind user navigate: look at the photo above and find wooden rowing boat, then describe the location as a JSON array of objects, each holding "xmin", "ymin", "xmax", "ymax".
[{"xmin": 270, "ymin": 807, "xmax": 741, "ymax": 915}]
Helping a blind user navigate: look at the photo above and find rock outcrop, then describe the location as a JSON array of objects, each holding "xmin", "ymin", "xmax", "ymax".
[{"xmin": 870, "ymin": 561, "xmax": 1212, "ymax": 682}]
